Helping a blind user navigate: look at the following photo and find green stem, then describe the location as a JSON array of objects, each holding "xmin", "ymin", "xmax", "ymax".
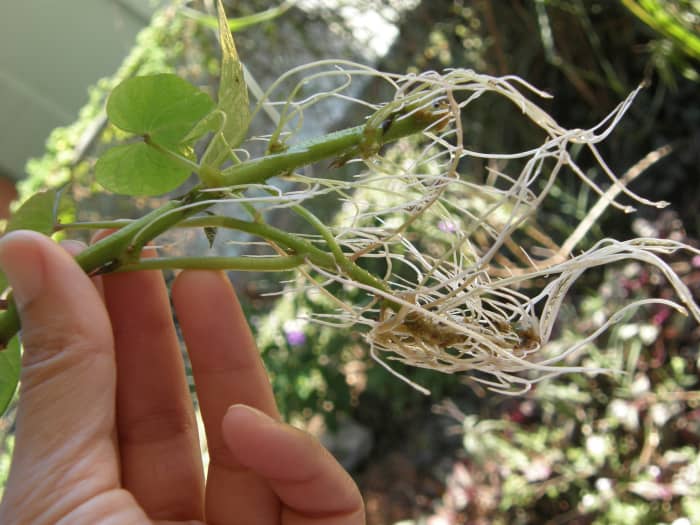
[
  {"xmin": 220, "ymin": 110, "xmax": 437, "ymax": 186},
  {"xmin": 621, "ymin": 0, "xmax": 700, "ymax": 59},
  {"xmin": 0, "ymin": 108, "xmax": 437, "ymax": 348},
  {"xmin": 292, "ymin": 206, "xmax": 347, "ymax": 265},
  {"xmin": 144, "ymin": 136, "xmax": 201, "ymax": 173},
  {"xmin": 181, "ymin": 2, "xmax": 292, "ymax": 32},
  {"xmin": 71, "ymin": 201, "xmax": 184, "ymax": 272},
  {"xmin": 125, "ymin": 188, "xmax": 222, "ymax": 260},
  {"xmin": 55, "ymin": 219, "xmax": 134, "ymax": 231},
  {"xmin": 291, "ymin": 205, "xmax": 391, "ymax": 296},
  {"xmin": 55, "ymin": 215, "xmax": 335, "ymax": 269},
  {"xmin": 0, "ymin": 192, "xmax": 212, "ymax": 348},
  {"xmin": 118, "ymin": 254, "xmax": 304, "ymax": 272},
  {"xmin": 181, "ymin": 216, "xmax": 334, "ymax": 267}
]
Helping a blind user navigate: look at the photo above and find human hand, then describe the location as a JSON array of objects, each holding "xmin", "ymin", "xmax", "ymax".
[{"xmin": 0, "ymin": 231, "xmax": 364, "ymax": 524}]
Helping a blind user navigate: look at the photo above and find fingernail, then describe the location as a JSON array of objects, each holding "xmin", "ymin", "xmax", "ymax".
[
  {"xmin": 60, "ymin": 240, "xmax": 86, "ymax": 257},
  {"xmin": 0, "ymin": 232, "xmax": 44, "ymax": 310},
  {"xmin": 226, "ymin": 404, "xmax": 275, "ymax": 425}
]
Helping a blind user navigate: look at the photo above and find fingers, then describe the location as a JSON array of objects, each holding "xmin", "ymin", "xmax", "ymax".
[
  {"xmin": 100, "ymin": 243, "xmax": 204, "ymax": 521},
  {"xmin": 223, "ymin": 405, "xmax": 365, "ymax": 525},
  {"xmin": 0, "ymin": 231, "xmax": 118, "ymax": 508},
  {"xmin": 172, "ymin": 270, "xmax": 280, "ymax": 524}
]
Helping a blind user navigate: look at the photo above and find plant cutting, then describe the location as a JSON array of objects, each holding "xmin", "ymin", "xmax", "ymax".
[{"xmin": 1, "ymin": 0, "xmax": 698, "ymax": 417}]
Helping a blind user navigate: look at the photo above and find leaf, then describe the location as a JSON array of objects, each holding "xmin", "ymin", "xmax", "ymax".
[
  {"xmin": 181, "ymin": 109, "xmax": 226, "ymax": 144},
  {"xmin": 95, "ymin": 143, "xmax": 191, "ymax": 196},
  {"xmin": 201, "ymin": 0, "xmax": 251, "ymax": 167},
  {"xmin": 0, "ymin": 335, "xmax": 21, "ymax": 417},
  {"xmin": 0, "ymin": 189, "xmax": 58, "ymax": 293},
  {"xmin": 5, "ymin": 188, "xmax": 57, "ymax": 235},
  {"xmin": 216, "ymin": 0, "xmax": 250, "ymax": 146},
  {"xmin": 106, "ymin": 74, "xmax": 215, "ymax": 147}
]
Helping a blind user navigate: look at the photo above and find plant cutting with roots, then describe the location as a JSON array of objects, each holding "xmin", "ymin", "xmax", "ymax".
[{"xmin": 0, "ymin": 1, "xmax": 698, "ymax": 412}]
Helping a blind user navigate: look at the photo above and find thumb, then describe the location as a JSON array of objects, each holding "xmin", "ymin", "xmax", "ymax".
[
  {"xmin": 0, "ymin": 231, "xmax": 115, "ymax": 466},
  {"xmin": 222, "ymin": 405, "xmax": 365, "ymax": 524}
]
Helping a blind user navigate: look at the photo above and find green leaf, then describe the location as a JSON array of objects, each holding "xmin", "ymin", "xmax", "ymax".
[
  {"xmin": 201, "ymin": 0, "xmax": 251, "ymax": 167},
  {"xmin": 0, "ymin": 335, "xmax": 21, "ymax": 417},
  {"xmin": 95, "ymin": 143, "xmax": 191, "ymax": 196},
  {"xmin": 5, "ymin": 188, "xmax": 57, "ymax": 235},
  {"xmin": 106, "ymin": 73, "xmax": 215, "ymax": 147},
  {"xmin": 0, "ymin": 189, "xmax": 58, "ymax": 293},
  {"xmin": 181, "ymin": 109, "xmax": 226, "ymax": 144}
]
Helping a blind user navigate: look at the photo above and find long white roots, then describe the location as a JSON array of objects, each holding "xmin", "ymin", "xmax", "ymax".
[{"xmin": 225, "ymin": 63, "xmax": 698, "ymax": 394}]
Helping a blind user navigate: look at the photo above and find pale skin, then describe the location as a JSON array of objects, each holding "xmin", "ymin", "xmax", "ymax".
[{"xmin": 0, "ymin": 230, "xmax": 365, "ymax": 525}]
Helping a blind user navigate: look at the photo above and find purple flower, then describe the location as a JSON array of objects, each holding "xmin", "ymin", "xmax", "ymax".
[
  {"xmin": 438, "ymin": 220, "xmax": 457, "ymax": 233},
  {"xmin": 285, "ymin": 328, "xmax": 306, "ymax": 346}
]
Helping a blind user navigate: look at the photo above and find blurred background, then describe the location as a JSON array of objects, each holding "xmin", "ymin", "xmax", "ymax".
[{"xmin": 1, "ymin": 1, "xmax": 699, "ymax": 523}]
